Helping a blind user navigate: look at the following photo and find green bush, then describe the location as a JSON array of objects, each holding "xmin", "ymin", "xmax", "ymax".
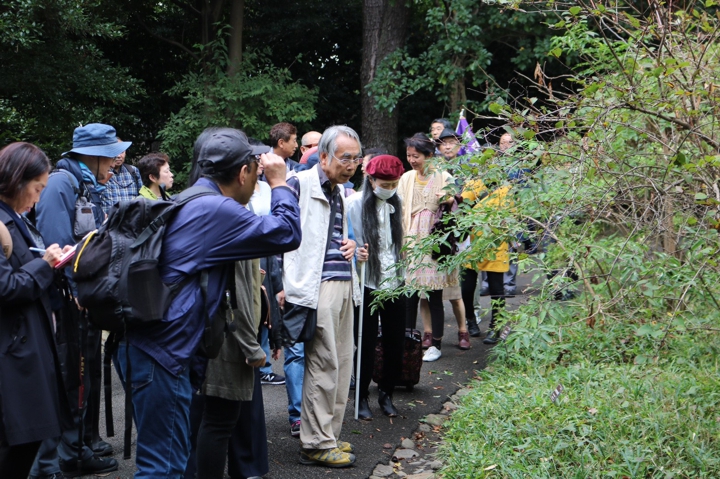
[{"xmin": 427, "ymin": 1, "xmax": 720, "ymax": 477}]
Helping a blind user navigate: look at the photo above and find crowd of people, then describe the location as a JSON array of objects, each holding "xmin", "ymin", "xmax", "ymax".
[{"xmin": 0, "ymin": 116, "xmax": 518, "ymax": 478}]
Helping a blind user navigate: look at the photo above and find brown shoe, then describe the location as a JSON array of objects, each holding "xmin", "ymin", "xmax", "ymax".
[
  {"xmin": 458, "ymin": 331, "xmax": 471, "ymax": 350},
  {"xmin": 422, "ymin": 332, "xmax": 432, "ymax": 349}
]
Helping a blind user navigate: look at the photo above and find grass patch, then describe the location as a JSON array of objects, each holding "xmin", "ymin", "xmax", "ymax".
[{"xmin": 438, "ymin": 300, "xmax": 720, "ymax": 478}]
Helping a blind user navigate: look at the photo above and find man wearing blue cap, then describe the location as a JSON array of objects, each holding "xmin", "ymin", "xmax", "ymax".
[{"xmin": 30, "ymin": 123, "xmax": 128, "ymax": 478}]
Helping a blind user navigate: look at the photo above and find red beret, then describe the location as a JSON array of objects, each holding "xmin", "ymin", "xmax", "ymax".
[{"xmin": 366, "ymin": 155, "xmax": 404, "ymax": 180}]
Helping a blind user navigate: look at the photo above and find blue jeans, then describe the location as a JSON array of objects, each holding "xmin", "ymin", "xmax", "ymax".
[
  {"xmin": 259, "ymin": 326, "xmax": 272, "ymax": 376},
  {"xmin": 114, "ymin": 342, "xmax": 191, "ymax": 478},
  {"xmin": 283, "ymin": 342, "xmax": 304, "ymax": 423}
]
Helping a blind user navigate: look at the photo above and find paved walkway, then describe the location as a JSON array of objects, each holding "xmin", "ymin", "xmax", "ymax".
[{"xmin": 99, "ymin": 274, "xmax": 535, "ymax": 478}]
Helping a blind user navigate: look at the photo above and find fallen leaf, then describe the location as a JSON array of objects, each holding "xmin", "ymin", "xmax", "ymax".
[
  {"xmin": 588, "ymin": 408, "xmax": 598, "ymax": 415},
  {"xmin": 485, "ymin": 464, "xmax": 498, "ymax": 470}
]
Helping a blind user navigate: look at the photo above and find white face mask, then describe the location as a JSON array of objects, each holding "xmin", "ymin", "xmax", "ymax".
[{"xmin": 374, "ymin": 186, "xmax": 397, "ymax": 200}]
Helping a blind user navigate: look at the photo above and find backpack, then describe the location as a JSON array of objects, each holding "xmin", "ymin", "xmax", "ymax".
[
  {"xmin": 52, "ymin": 168, "xmax": 103, "ymax": 240},
  {"xmin": 71, "ymin": 185, "xmax": 232, "ymax": 341},
  {"xmin": 72, "ymin": 185, "xmax": 235, "ymax": 460}
]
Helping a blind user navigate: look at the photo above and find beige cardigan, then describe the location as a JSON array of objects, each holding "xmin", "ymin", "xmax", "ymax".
[{"xmin": 397, "ymin": 169, "xmax": 453, "ymax": 235}]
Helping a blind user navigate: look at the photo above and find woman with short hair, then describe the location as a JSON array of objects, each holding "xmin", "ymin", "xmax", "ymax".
[
  {"xmin": 398, "ymin": 134, "xmax": 470, "ymax": 362},
  {"xmin": 0, "ymin": 142, "xmax": 70, "ymax": 478},
  {"xmin": 137, "ymin": 152, "xmax": 174, "ymax": 200}
]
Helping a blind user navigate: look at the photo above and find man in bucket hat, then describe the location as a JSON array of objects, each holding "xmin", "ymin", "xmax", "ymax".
[{"xmin": 30, "ymin": 123, "xmax": 129, "ymax": 478}]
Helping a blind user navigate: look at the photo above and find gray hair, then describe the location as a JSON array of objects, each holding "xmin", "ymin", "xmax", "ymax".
[{"xmin": 318, "ymin": 125, "xmax": 362, "ymax": 163}]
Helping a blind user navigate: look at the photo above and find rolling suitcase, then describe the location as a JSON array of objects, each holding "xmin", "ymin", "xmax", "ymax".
[{"xmin": 372, "ymin": 328, "xmax": 423, "ymax": 391}]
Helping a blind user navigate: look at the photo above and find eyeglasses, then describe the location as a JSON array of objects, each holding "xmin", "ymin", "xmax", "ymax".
[{"xmin": 331, "ymin": 154, "xmax": 363, "ymax": 165}]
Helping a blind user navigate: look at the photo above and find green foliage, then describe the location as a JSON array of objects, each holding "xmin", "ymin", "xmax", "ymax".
[
  {"xmin": 0, "ymin": 0, "xmax": 144, "ymax": 159},
  {"xmin": 368, "ymin": 0, "xmax": 560, "ymax": 113},
  {"xmin": 371, "ymin": 1, "xmax": 720, "ymax": 475},
  {"xmin": 158, "ymin": 37, "xmax": 317, "ymax": 186}
]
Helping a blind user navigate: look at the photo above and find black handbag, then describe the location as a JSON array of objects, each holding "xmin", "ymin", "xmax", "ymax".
[{"xmin": 280, "ymin": 187, "xmax": 340, "ymax": 345}]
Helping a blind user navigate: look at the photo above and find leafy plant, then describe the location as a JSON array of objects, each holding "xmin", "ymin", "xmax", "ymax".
[{"xmin": 158, "ymin": 33, "xmax": 317, "ymax": 186}]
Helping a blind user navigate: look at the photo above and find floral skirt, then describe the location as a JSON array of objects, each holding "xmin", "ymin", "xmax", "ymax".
[{"xmin": 405, "ymin": 210, "xmax": 459, "ymax": 290}]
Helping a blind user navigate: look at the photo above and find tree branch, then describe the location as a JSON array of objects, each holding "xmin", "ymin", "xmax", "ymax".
[
  {"xmin": 168, "ymin": 0, "xmax": 201, "ymax": 16},
  {"xmin": 623, "ymin": 102, "xmax": 720, "ymax": 150},
  {"xmin": 134, "ymin": 14, "xmax": 199, "ymax": 62}
]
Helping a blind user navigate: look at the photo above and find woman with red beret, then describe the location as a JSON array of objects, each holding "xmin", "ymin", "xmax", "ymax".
[{"xmin": 347, "ymin": 155, "xmax": 406, "ymax": 420}]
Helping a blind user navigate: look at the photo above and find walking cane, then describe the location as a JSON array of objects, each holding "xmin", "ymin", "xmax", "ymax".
[
  {"xmin": 354, "ymin": 261, "xmax": 366, "ymax": 420},
  {"xmin": 77, "ymin": 309, "xmax": 87, "ymax": 471}
]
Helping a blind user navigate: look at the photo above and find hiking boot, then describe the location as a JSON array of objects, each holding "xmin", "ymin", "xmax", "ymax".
[
  {"xmin": 337, "ymin": 441, "xmax": 355, "ymax": 453},
  {"xmin": 458, "ymin": 331, "xmax": 471, "ymax": 350},
  {"xmin": 60, "ymin": 455, "xmax": 118, "ymax": 478},
  {"xmin": 290, "ymin": 419, "xmax": 301, "ymax": 437},
  {"xmin": 299, "ymin": 448, "xmax": 356, "ymax": 468},
  {"xmin": 422, "ymin": 346, "xmax": 442, "ymax": 362},
  {"xmin": 260, "ymin": 372, "xmax": 285, "ymax": 385},
  {"xmin": 467, "ymin": 317, "xmax": 481, "ymax": 337},
  {"xmin": 421, "ymin": 332, "xmax": 432, "ymax": 349}
]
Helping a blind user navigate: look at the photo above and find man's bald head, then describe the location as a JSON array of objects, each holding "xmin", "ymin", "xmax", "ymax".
[{"xmin": 300, "ymin": 131, "xmax": 322, "ymax": 154}]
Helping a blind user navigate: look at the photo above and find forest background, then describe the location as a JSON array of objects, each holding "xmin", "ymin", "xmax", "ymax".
[
  {"xmin": 3, "ymin": 1, "xmax": 720, "ymax": 477},
  {"xmin": 0, "ymin": 0, "xmax": 559, "ymax": 175}
]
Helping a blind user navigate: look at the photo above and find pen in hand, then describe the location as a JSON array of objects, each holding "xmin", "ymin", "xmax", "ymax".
[{"xmin": 29, "ymin": 247, "xmax": 46, "ymax": 254}]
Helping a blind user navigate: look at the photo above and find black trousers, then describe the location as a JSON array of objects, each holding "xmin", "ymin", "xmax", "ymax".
[
  {"xmin": 227, "ymin": 370, "xmax": 268, "ymax": 479},
  {"xmin": 195, "ymin": 396, "xmax": 242, "ymax": 479},
  {"xmin": 461, "ymin": 269, "xmax": 505, "ymax": 330},
  {"xmin": 0, "ymin": 440, "xmax": 41, "ymax": 479},
  {"xmin": 193, "ymin": 370, "xmax": 269, "ymax": 479},
  {"xmin": 354, "ymin": 287, "xmax": 406, "ymax": 398},
  {"xmin": 406, "ymin": 289, "xmax": 444, "ymax": 342}
]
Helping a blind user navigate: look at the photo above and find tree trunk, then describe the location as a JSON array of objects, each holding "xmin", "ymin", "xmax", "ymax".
[
  {"xmin": 227, "ymin": 0, "xmax": 244, "ymax": 76},
  {"xmin": 361, "ymin": 0, "xmax": 410, "ymax": 155},
  {"xmin": 449, "ymin": 67, "xmax": 467, "ymax": 115}
]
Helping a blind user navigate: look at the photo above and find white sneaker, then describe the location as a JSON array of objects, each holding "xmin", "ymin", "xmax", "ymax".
[{"xmin": 423, "ymin": 346, "xmax": 442, "ymax": 362}]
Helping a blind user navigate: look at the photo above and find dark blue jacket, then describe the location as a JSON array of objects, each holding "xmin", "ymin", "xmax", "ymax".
[
  {"xmin": 0, "ymin": 208, "xmax": 65, "ymax": 445},
  {"xmin": 126, "ymin": 178, "xmax": 301, "ymax": 376},
  {"xmin": 36, "ymin": 158, "xmax": 104, "ymax": 249}
]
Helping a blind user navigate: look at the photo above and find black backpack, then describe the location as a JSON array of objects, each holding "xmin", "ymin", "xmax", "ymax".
[
  {"xmin": 72, "ymin": 186, "xmax": 217, "ymax": 332},
  {"xmin": 72, "ymin": 185, "xmax": 236, "ymax": 459}
]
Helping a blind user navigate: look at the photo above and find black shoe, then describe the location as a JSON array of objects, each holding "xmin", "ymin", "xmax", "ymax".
[
  {"xmin": 260, "ymin": 372, "xmax": 286, "ymax": 385},
  {"xmin": 357, "ymin": 397, "xmax": 372, "ymax": 420},
  {"xmin": 483, "ymin": 330, "xmax": 499, "ymax": 345},
  {"xmin": 467, "ymin": 318, "xmax": 481, "ymax": 337},
  {"xmin": 349, "ymin": 374, "xmax": 355, "ymax": 390},
  {"xmin": 91, "ymin": 439, "xmax": 114, "ymax": 457},
  {"xmin": 378, "ymin": 389, "xmax": 398, "ymax": 417},
  {"xmin": 60, "ymin": 455, "xmax": 118, "ymax": 478}
]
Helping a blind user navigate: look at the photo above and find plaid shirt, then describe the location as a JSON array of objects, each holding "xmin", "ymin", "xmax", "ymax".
[{"xmin": 102, "ymin": 164, "xmax": 142, "ymax": 213}]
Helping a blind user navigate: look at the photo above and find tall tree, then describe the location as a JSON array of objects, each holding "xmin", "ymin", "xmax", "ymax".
[
  {"xmin": 0, "ymin": 0, "xmax": 144, "ymax": 158},
  {"xmin": 361, "ymin": 0, "xmax": 410, "ymax": 154}
]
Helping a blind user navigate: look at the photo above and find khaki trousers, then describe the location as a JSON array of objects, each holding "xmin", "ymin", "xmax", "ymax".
[{"xmin": 300, "ymin": 280, "xmax": 354, "ymax": 450}]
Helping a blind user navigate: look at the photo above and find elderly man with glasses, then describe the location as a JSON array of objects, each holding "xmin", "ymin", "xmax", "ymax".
[{"xmin": 282, "ymin": 125, "xmax": 362, "ymax": 468}]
